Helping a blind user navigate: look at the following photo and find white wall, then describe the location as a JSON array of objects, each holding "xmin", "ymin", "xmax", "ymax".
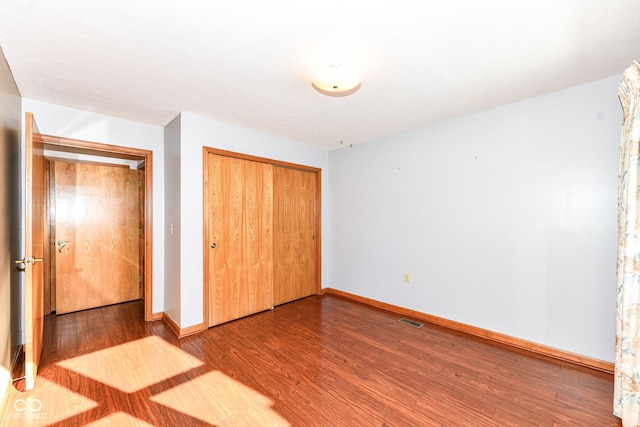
[
  {"xmin": 328, "ymin": 76, "xmax": 621, "ymax": 362},
  {"xmin": 177, "ymin": 112, "xmax": 330, "ymax": 327},
  {"xmin": 21, "ymin": 99, "xmax": 166, "ymax": 315},
  {"xmin": 163, "ymin": 114, "xmax": 181, "ymax": 324}
]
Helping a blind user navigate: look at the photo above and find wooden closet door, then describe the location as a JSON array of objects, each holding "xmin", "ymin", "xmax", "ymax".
[
  {"xmin": 273, "ymin": 166, "xmax": 318, "ymax": 306},
  {"xmin": 207, "ymin": 154, "xmax": 273, "ymax": 326}
]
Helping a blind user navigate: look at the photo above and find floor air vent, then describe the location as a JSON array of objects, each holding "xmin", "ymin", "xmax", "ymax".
[{"xmin": 399, "ymin": 318, "xmax": 423, "ymax": 328}]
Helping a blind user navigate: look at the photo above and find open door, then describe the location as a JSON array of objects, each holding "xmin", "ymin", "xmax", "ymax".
[{"xmin": 15, "ymin": 112, "xmax": 45, "ymax": 390}]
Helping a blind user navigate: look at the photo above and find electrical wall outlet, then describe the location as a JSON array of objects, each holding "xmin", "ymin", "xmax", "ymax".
[{"xmin": 403, "ymin": 273, "xmax": 411, "ymax": 284}]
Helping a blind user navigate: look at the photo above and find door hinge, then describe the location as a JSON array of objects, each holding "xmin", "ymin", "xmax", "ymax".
[
  {"xmin": 139, "ymin": 275, "xmax": 143, "ymax": 283},
  {"xmin": 139, "ymin": 228, "xmax": 142, "ymax": 236},
  {"xmin": 137, "ymin": 181, "xmax": 142, "ymax": 188}
]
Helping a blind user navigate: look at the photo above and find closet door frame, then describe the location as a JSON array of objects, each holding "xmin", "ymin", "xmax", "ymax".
[{"xmin": 202, "ymin": 147, "xmax": 321, "ymax": 327}]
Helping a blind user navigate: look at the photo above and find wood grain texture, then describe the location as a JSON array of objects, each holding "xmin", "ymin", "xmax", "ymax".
[
  {"xmin": 53, "ymin": 161, "xmax": 140, "ymax": 314},
  {"xmin": 273, "ymin": 166, "xmax": 319, "ymax": 305},
  {"xmin": 49, "ymin": 161, "xmax": 57, "ymax": 314},
  {"xmin": 23, "ymin": 112, "xmax": 45, "ymax": 391},
  {"xmin": 202, "ymin": 147, "xmax": 321, "ymax": 331},
  {"xmin": 207, "ymin": 154, "xmax": 274, "ymax": 326},
  {"xmin": 0, "ymin": 296, "xmax": 621, "ymax": 426},
  {"xmin": 323, "ymin": 287, "xmax": 615, "ymax": 374},
  {"xmin": 138, "ymin": 166, "xmax": 145, "ymax": 299},
  {"xmin": 43, "ymin": 158, "xmax": 52, "ymax": 315},
  {"xmin": 37, "ymin": 133, "xmax": 156, "ymax": 322}
]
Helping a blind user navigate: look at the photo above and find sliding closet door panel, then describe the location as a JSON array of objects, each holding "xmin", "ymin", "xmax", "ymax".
[
  {"xmin": 273, "ymin": 166, "xmax": 318, "ymax": 305},
  {"xmin": 208, "ymin": 154, "xmax": 273, "ymax": 326},
  {"xmin": 207, "ymin": 154, "xmax": 240, "ymax": 326},
  {"xmin": 242, "ymin": 159, "xmax": 274, "ymax": 316}
]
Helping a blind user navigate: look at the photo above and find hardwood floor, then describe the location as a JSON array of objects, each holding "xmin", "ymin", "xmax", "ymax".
[{"xmin": 1, "ymin": 295, "xmax": 621, "ymax": 426}]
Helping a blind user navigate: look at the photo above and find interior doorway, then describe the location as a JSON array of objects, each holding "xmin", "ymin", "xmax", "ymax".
[
  {"xmin": 50, "ymin": 160, "xmax": 141, "ymax": 314},
  {"xmin": 37, "ymin": 134, "xmax": 154, "ymax": 321}
]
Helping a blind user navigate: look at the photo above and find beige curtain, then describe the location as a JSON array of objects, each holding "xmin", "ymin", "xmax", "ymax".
[{"xmin": 615, "ymin": 60, "xmax": 640, "ymax": 426}]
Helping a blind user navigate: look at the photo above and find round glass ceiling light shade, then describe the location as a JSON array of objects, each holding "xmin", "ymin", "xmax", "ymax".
[{"xmin": 311, "ymin": 64, "xmax": 361, "ymax": 97}]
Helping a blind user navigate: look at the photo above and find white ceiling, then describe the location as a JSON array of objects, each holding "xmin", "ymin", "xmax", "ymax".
[{"xmin": 1, "ymin": 1, "xmax": 639, "ymax": 150}]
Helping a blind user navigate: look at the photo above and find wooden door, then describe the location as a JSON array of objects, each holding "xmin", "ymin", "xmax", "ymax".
[
  {"xmin": 207, "ymin": 154, "xmax": 273, "ymax": 326},
  {"xmin": 273, "ymin": 166, "xmax": 318, "ymax": 305},
  {"xmin": 53, "ymin": 161, "xmax": 140, "ymax": 314},
  {"xmin": 21, "ymin": 113, "xmax": 45, "ymax": 390},
  {"xmin": 137, "ymin": 165, "xmax": 145, "ymax": 299}
]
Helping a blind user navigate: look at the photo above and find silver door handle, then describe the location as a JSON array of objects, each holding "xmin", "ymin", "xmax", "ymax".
[
  {"xmin": 57, "ymin": 240, "xmax": 70, "ymax": 253},
  {"xmin": 15, "ymin": 256, "xmax": 43, "ymax": 266}
]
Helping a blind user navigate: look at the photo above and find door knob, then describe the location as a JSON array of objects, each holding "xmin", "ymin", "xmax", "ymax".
[{"xmin": 15, "ymin": 256, "xmax": 43, "ymax": 267}]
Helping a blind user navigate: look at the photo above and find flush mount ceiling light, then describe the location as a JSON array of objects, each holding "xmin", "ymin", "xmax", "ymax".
[{"xmin": 311, "ymin": 64, "xmax": 361, "ymax": 97}]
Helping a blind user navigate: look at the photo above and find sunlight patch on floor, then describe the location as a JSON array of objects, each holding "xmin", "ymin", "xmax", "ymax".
[
  {"xmin": 151, "ymin": 370, "xmax": 290, "ymax": 426},
  {"xmin": 2, "ymin": 377, "xmax": 97, "ymax": 426},
  {"xmin": 10, "ymin": 335, "xmax": 291, "ymax": 425},
  {"xmin": 56, "ymin": 336, "xmax": 203, "ymax": 393}
]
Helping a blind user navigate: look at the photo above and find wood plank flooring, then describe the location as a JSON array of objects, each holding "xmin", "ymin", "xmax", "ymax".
[{"xmin": 1, "ymin": 295, "xmax": 621, "ymax": 426}]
